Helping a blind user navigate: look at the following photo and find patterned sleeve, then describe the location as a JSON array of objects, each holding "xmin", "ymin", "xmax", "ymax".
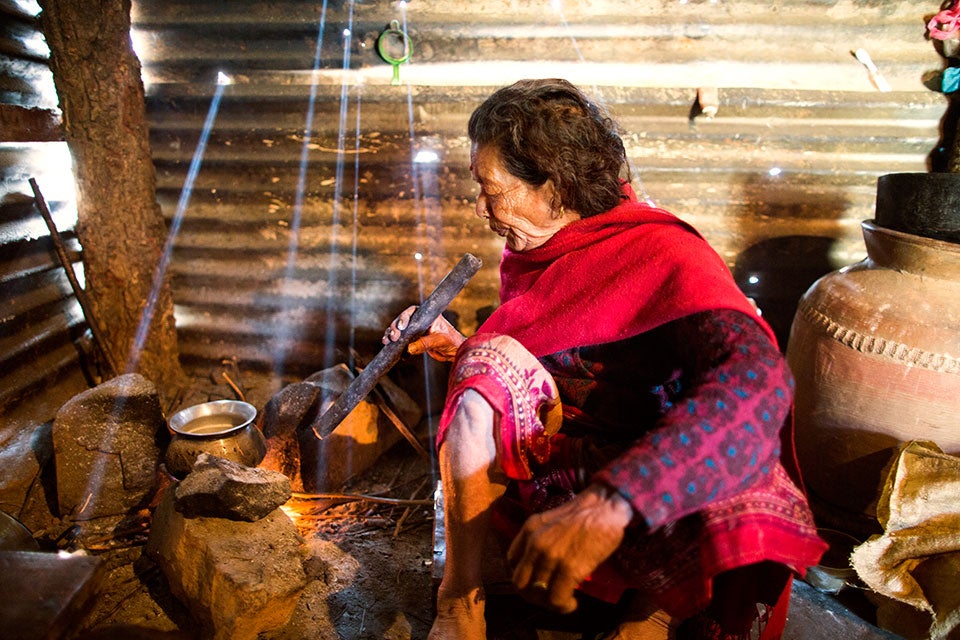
[{"xmin": 591, "ymin": 309, "xmax": 794, "ymax": 531}]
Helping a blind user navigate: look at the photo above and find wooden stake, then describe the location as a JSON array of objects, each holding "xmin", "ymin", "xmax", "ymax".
[{"xmin": 29, "ymin": 177, "xmax": 121, "ymax": 378}]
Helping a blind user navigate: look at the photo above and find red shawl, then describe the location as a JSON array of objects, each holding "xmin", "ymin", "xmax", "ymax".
[{"xmin": 478, "ymin": 185, "xmax": 775, "ymax": 355}]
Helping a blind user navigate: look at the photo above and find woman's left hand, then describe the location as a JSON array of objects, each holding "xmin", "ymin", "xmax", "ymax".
[
  {"xmin": 382, "ymin": 305, "xmax": 465, "ymax": 362},
  {"xmin": 506, "ymin": 483, "xmax": 634, "ymax": 614}
]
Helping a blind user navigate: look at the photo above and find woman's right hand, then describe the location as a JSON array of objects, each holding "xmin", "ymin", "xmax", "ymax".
[{"xmin": 382, "ymin": 305, "xmax": 465, "ymax": 362}]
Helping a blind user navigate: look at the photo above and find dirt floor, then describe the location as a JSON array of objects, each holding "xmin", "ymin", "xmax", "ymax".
[{"xmin": 11, "ymin": 368, "xmax": 902, "ymax": 640}]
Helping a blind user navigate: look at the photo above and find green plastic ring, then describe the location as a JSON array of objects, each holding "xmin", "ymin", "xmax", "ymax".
[{"xmin": 377, "ymin": 20, "xmax": 412, "ymax": 85}]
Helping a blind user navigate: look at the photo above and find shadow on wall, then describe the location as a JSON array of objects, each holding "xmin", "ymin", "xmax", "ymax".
[
  {"xmin": 731, "ymin": 180, "xmax": 850, "ymax": 352},
  {"xmin": 733, "ymin": 235, "xmax": 839, "ymax": 352}
]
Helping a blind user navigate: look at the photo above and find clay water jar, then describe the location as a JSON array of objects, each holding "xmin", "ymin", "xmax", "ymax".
[
  {"xmin": 787, "ymin": 180, "xmax": 960, "ymax": 534},
  {"xmin": 164, "ymin": 399, "xmax": 266, "ymax": 478}
]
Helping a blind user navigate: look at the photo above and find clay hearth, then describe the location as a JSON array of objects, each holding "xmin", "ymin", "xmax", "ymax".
[
  {"xmin": 259, "ymin": 363, "xmax": 423, "ymax": 493},
  {"xmin": 146, "ymin": 454, "xmax": 307, "ymax": 640}
]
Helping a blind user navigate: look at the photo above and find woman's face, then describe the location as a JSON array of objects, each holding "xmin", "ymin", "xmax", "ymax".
[{"xmin": 470, "ymin": 143, "xmax": 576, "ymax": 252}]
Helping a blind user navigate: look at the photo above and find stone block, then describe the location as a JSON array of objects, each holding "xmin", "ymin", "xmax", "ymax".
[
  {"xmin": 261, "ymin": 363, "xmax": 424, "ymax": 493},
  {"xmin": 146, "ymin": 489, "xmax": 307, "ymax": 640},
  {"xmin": 174, "ymin": 453, "xmax": 291, "ymax": 522},
  {"xmin": 53, "ymin": 374, "xmax": 166, "ymax": 519}
]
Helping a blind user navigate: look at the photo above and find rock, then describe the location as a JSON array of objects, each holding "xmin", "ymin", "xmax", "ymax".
[
  {"xmin": 174, "ymin": 453, "xmax": 291, "ymax": 522},
  {"xmin": 296, "ymin": 393, "xmax": 384, "ymax": 493},
  {"xmin": 146, "ymin": 489, "xmax": 308, "ymax": 640},
  {"xmin": 53, "ymin": 374, "xmax": 166, "ymax": 520},
  {"xmin": 301, "ymin": 537, "xmax": 360, "ymax": 584},
  {"xmin": 258, "ymin": 378, "xmax": 326, "ymax": 489},
  {"xmin": 260, "ymin": 364, "xmax": 424, "ymax": 493},
  {"xmin": 260, "ymin": 364, "xmax": 378, "ymax": 492},
  {"xmin": 0, "ymin": 421, "xmax": 54, "ymax": 534}
]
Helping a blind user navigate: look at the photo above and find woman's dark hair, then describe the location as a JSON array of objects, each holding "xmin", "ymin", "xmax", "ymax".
[{"xmin": 467, "ymin": 78, "xmax": 629, "ymax": 218}]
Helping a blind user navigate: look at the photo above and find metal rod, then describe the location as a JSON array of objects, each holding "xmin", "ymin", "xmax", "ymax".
[
  {"xmin": 309, "ymin": 252, "xmax": 482, "ymax": 440},
  {"xmin": 29, "ymin": 177, "xmax": 120, "ymax": 378},
  {"xmin": 290, "ymin": 491, "xmax": 433, "ymax": 506}
]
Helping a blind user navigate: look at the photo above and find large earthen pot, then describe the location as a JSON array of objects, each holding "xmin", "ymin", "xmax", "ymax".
[{"xmin": 787, "ymin": 178, "xmax": 960, "ymax": 535}]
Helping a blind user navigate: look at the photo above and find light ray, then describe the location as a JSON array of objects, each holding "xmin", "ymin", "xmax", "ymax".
[
  {"xmin": 400, "ymin": 5, "xmax": 441, "ymax": 472},
  {"xmin": 348, "ymin": 85, "xmax": 363, "ymax": 369},
  {"xmin": 273, "ymin": 1, "xmax": 329, "ymax": 377},
  {"xmin": 78, "ymin": 72, "xmax": 228, "ymax": 520},
  {"xmin": 322, "ymin": 2, "xmax": 355, "ymax": 378},
  {"xmin": 128, "ymin": 73, "xmax": 227, "ymax": 372}
]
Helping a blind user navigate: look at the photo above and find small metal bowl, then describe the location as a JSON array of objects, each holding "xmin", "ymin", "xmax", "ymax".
[
  {"xmin": 0, "ymin": 510, "xmax": 39, "ymax": 551},
  {"xmin": 806, "ymin": 528, "xmax": 862, "ymax": 594}
]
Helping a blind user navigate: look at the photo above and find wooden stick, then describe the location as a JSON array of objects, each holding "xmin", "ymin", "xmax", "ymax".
[
  {"xmin": 349, "ymin": 347, "xmax": 430, "ymax": 460},
  {"xmin": 221, "ymin": 371, "xmax": 246, "ymax": 401},
  {"xmin": 290, "ymin": 491, "xmax": 433, "ymax": 506},
  {"xmin": 29, "ymin": 178, "xmax": 121, "ymax": 378},
  {"xmin": 308, "ymin": 253, "xmax": 482, "ymax": 440},
  {"xmin": 371, "ymin": 385, "xmax": 430, "ymax": 459},
  {"xmin": 394, "ymin": 476, "xmax": 430, "ymax": 538}
]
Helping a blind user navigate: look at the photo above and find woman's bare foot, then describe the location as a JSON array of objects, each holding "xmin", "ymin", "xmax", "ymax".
[
  {"xmin": 604, "ymin": 593, "xmax": 677, "ymax": 640},
  {"xmin": 427, "ymin": 586, "xmax": 487, "ymax": 640}
]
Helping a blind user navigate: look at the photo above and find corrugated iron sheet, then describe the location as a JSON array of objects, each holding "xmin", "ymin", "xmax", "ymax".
[
  {"xmin": 0, "ymin": 0, "xmax": 91, "ymax": 422},
  {"xmin": 133, "ymin": 0, "xmax": 949, "ymax": 370},
  {"xmin": 0, "ymin": 0, "xmax": 951, "ymax": 417}
]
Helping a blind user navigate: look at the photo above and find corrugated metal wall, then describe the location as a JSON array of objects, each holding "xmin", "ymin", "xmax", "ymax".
[
  {"xmin": 0, "ymin": 0, "xmax": 92, "ymax": 428},
  {"xmin": 0, "ymin": 0, "xmax": 952, "ymax": 420},
  {"xmin": 132, "ymin": 0, "xmax": 948, "ymax": 375}
]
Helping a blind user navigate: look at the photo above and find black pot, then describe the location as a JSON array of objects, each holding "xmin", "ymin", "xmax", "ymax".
[{"xmin": 875, "ymin": 172, "xmax": 960, "ymax": 244}]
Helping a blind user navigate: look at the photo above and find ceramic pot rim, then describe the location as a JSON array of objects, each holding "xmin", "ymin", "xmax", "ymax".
[
  {"xmin": 863, "ymin": 220, "xmax": 960, "ymax": 278},
  {"xmin": 865, "ymin": 220, "xmax": 960, "ymax": 253}
]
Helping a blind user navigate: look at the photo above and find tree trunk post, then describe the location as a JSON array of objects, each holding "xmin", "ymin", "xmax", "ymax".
[{"xmin": 38, "ymin": 0, "xmax": 185, "ymax": 402}]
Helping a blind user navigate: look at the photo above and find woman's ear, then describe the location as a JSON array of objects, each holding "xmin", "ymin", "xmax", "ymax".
[{"xmin": 543, "ymin": 179, "xmax": 564, "ymax": 218}]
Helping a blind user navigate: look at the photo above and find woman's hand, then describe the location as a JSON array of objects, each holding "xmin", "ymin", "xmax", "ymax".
[
  {"xmin": 382, "ymin": 305, "xmax": 466, "ymax": 362},
  {"xmin": 506, "ymin": 483, "xmax": 634, "ymax": 614}
]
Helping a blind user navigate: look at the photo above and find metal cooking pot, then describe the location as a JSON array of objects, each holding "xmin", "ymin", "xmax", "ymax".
[
  {"xmin": 0, "ymin": 510, "xmax": 39, "ymax": 551},
  {"xmin": 164, "ymin": 400, "xmax": 266, "ymax": 478}
]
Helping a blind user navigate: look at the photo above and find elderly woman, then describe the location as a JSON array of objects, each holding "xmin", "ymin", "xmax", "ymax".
[{"xmin": 384, "ymin": 79, "xmax": 825, "ymax": 640}]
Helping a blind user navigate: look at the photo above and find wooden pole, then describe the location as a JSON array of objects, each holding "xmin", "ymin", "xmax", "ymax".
[{"xmin": 30, "ymin": 178, "xmax": 120, "ymax": 378}]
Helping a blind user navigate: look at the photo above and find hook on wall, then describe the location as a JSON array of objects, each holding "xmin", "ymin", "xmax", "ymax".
[{"xmin": 377, "ymin": 20, "xmax": 412, "ymax": 86}]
